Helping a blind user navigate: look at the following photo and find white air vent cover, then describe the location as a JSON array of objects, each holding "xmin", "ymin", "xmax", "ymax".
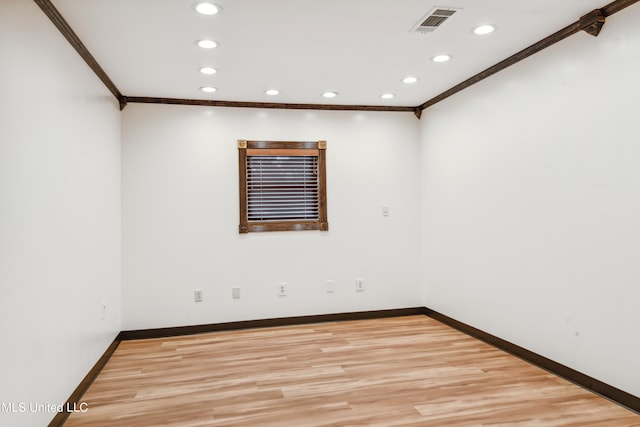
[{"xmin": 412, "ymin": 7, "xmax": 461, "ymax": 33}]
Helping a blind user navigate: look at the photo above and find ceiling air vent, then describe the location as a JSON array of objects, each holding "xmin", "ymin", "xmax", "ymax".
[{"xmin": 412, "ymin": 7, "xmax": 460, "ymax": 33}]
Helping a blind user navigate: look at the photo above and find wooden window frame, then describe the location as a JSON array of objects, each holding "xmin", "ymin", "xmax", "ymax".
[{"xmin": 238, "ymin": 140, "xmax": 328, "ymax": 233}]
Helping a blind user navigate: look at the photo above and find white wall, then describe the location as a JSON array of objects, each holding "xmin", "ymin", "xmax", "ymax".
[
  {"xmin": 122, "ymin": 105, "xmax": 422, "ymax": 330},
  {"xmin": 419, "ymin": 5, "xmax": 640, "ymax": 396},
  {"xmin": 0, "ymin": 1, "xmax": 122, "ymax": 426}
]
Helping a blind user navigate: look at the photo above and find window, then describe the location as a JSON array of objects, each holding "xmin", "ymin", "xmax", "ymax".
[{"xmin": 238, "ymin": 140, "xmax": 328, "ymax": 233}]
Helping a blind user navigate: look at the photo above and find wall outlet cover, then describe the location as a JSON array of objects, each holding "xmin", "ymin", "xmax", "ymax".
[
  {"xmin": 278, "ymin": 282, "xmax": 287, "ymax": 296},
  {"xmin": 326, "ymin": 280, "xmax": 335, "ymax": 293}
]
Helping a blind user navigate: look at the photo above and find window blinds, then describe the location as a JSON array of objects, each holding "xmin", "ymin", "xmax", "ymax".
[{"xmin": 246, "ymin": 155, "xmax": 319, "ymax": 222}]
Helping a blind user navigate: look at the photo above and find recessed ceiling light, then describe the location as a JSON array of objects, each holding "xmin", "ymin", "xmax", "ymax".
[
  {"xmin": 402, "ymin": 76, "xmax": 419, "ymax": 84},
  {"xmin": 473, "ymin": 24, "xmax": 496, "ymax": 35},
  {"xmin": 200, "ymin": 86, "xmax": 217, "ymax": 93},
  {"xmin": 196, "ymin": 39, "xmax": 218, "ymax": 49},
  {"xmin": 322, "ymin": 91, "xmax": 338, "ymax": 98},
  {"xmin": 199, "ymin": 67, "xmax": 217, "ymax": 75},
  {"xmin": 380, "ymin": 93, "xmax": 395, "ymax": 99},
  {"xmin": 265, "ymin": 89, "xmax": 280, "ymax": 96},
  {"xmin": 432, "ymin": 54, "xmax": 451, "ymax": 63},
  {"xmin": 193, "ymin": 2, "xmax": 222, "ymax": 15}
]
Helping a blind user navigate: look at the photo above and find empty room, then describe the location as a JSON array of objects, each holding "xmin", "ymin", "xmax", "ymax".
[{"xmin": 1, "ymin": 0, "xmax": 639, "ymax": 426}]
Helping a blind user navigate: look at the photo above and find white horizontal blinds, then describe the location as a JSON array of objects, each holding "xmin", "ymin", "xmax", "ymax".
[{"xmin": 247, "ymin": 155, "xmax": 319, "ymax": 222}]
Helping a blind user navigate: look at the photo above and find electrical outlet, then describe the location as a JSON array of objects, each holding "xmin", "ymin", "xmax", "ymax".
[
  {"xmin": 194, "ymin": 289, "xmax": 203, "ymax": 302},
  {"xmin": 326, "ymin": 280, "xmax": 335, "ymax": 293},
  {"xmin": 232, "ymin": 286, "xmax": 241, "ymax": 299},
  {"xmin": 278, "ymin": 282, "xmax": 287, "ymax": 296},
  {"xmin": 356, "ymin": 278, "xmax": 365, "ymax": 292}
]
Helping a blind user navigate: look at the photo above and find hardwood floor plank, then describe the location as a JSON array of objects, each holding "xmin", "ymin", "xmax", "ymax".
[{"xmin": 64, "ymin": 316, "xmax": 639, "ymax": 426}]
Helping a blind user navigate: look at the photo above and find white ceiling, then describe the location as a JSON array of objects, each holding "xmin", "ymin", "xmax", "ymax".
[{"xmin": 50, "ymin": 0, "xmax": 608, "ymax": 107}]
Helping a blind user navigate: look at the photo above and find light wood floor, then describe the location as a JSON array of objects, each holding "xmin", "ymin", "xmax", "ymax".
[{"xmin": 64, "ymin": 315, "xmax": 639, "ymax": 426}]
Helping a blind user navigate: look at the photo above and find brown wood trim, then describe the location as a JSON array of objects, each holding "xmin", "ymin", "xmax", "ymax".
[
  {"xmin": 424, "ymin": 307, "xmax": 640, "ymax": 414},
  {"xmin": 417, "ymin": 0, "xmax": 640, "ymax": 112},
  {"xmin": 318, "ymin": 146, "xmax": 328, "ymax": 231},
  {"xmin": 247, "ymin": 140, "xmax": 319, "ymax": 150},
  {"xmin": 239, "ymin": 140, "xmax": 328, "ymax": 233},
  {"xmin": 238, "ymin": 143, "xmax": 248, "ymax": 234},
  {"xmin": 247, "ymin": 221, "xmax": 323, "ymax": 233},
  {"xmin": 34, "ymin": 0, "xmax": 639, "ymax": 116},
  {"xmin": 602, "ymin": 0, "xmax": 640, "ymax": 16},
  {"xmin": 580, "ymin": 9, "xmax": 606, "ymax": 37},
  {"xmin": 123, "ymin": 96, "xmax": 414, "ymax": 114},
  {"xmin": 118, "ymin": 308, "xmax": 427, "ymax": 340},
  {"xmin": 246, "ymin": 148, "xmax": 319, "ymax": 156},
  {"xmin": 418, "ymin": 20, "xmax": 585, "ymax": 111},
  {"xmin": 47, "ymin": 336, "xmax": 121, "ymax": 427},
  {"xmin": 33, "ymin": 0, "xmax": 126, "ymax": 109}
]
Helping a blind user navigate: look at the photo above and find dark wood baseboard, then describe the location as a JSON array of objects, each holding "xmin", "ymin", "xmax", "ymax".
[
  {"xmin": 51, "ymin": 307, "xmax": 638, "ymax": 426},
  {"xmin": 118, "ymin": 307, "xmax": 427, "ymax": 340},
  {"xmin": 424, "ymin": 307, "xmax": 640, "ymax": 414},
  {"xmin": 48, "ymin": 336, "xmax": 121, "ymax": 427},
  {"xmin": 118, "ymin": 306, "xmax": 640, "ymax": 414}
]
